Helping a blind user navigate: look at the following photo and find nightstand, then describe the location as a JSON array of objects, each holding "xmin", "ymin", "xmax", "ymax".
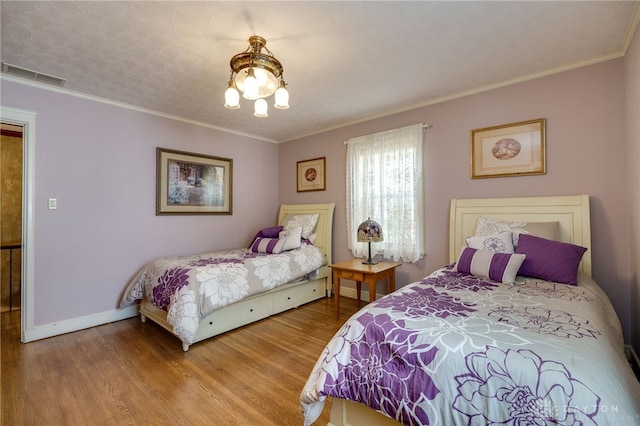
[{"xmin": 329, "ymin": 259, "xmax": 401, "ymax": 316}]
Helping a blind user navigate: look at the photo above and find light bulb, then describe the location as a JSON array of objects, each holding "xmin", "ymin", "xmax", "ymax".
[{"xmin": 243, "ymin": 68, "xmax": 259, "ymax": 100}]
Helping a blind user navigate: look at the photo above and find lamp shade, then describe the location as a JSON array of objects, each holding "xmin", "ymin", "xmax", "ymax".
[
  {"xmin": 358, "ymin": 218, "xmax": 382, "ymax": 264},
  {"xmin": 254, "ymin": 98, "xmax": 268, "ymax": 117},
  {"xmin": 224, "ymin": 81, "xmax": 240, "ymax": 109},
  {"xmin": 357, "ymin": 218, "xmax": 383, "ymax": 242},
  {"xmin": 274, "ymin": 80, "xmax": 290, "ymax": 109}
]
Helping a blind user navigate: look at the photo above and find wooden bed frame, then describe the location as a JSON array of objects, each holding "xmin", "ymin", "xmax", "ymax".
[
  {"xmin": 328, "ymin": 194, "xmax": 591, "ymax": 426},
  {"xmin": 139, "ymin": 203, "xmax": 335, "ymax": 352}
]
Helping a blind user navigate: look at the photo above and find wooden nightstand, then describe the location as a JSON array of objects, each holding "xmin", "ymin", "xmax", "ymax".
[{"xmin": 329, "ymin": 259, "xmax": 401, "ymax": 316}]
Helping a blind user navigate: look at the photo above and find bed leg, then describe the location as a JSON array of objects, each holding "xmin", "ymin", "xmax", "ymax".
[
  {"xmin": 140, "ymin": 313, "xmax": 147, "ymax": 323},
  {"xmin": 182, "ymin": 342, "xmax": 190, "ymax": 352}
]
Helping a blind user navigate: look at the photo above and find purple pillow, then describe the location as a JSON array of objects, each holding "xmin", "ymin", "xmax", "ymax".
[
  {"xmin": 248, "ymin": 226, "xmax": 283, "ymax": 248},
  {"xmin": 251, "ymin": 237, "xmax": 285, "ymax": 254},
  {"xmin": 515, "ymin": 234, "xmax": 587, "ymax": 285}
]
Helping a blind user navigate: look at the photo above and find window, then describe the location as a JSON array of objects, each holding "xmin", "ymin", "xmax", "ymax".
[{"xmin": 346, "ymin": 123, "xmax": 425, "ymax": 263}]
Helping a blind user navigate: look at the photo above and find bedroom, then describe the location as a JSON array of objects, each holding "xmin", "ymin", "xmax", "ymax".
[{"xmin": 1, "ymin": 1, "xmax": 639, "ymax": 424}]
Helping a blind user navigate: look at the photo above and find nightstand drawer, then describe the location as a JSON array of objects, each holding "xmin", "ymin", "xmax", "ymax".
[{"xmin": 339, "ymin": 270, "xmax": 364, "ymax": 281}]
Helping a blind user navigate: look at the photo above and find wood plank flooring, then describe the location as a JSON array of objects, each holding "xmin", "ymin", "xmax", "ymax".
[{"xmin": 1, "ymin": 296, "xmax": 360, "ymax": 425}]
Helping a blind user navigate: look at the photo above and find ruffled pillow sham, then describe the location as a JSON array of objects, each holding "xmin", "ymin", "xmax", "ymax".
[
  {"xmin": 474, "ymin": 217, "xmax": 560, "ymax": 247},
  {"xmin": 282, "ymin": 214, "xmax": 319, "ymax": 240},
  {"xmin": 466, "ymin": 231, "xmax": 515, "ymax": 253}
]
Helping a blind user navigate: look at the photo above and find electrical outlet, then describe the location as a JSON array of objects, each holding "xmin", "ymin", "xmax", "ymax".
[{"xmin": 48, "ymin": 198, "xmax": 57, "ymax": 210}]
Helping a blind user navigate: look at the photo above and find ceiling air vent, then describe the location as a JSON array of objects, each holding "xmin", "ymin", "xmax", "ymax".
[{"xmin": 1, "ymin": 63, "xmax": 66, "ymax": 87}]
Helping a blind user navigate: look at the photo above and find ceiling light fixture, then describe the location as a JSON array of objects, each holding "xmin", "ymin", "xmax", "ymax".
[{"xmin": 224, "ymin": 35, "xmax": 289, "ymax": 117}]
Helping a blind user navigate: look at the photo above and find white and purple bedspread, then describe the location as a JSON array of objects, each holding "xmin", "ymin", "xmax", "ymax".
[
  {"xmin": 301, "ymin": 267, "xmax": 640, "ymax": 425},
  {"xmin": 120, "ymin": 243, "xmax": 325, "ymax": 345}
]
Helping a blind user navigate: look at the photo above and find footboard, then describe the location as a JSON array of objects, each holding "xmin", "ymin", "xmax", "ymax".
[{"xmin": 140, "ymin": 276, "xmax": 327, "ymax": 351}]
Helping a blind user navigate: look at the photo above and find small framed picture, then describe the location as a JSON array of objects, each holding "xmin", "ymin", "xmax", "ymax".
[
  {"xmin": 471, "ymin": 118, "xmax": 546, "ymax": 179},
  {"xmin": 297, "ymin": 157, "xmax": 326, "ymax": 192},
  {"xmin": 156, "ymin": 147, "xmax": 232, "ymax": 215}
]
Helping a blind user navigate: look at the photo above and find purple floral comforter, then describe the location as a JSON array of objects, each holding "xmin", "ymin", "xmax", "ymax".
[
  {"xmin": 301, "ymin": 267, "xmax": 640, "ymax": 425},
  {"xmin": 120, "ymin": 243, "xmax": 325, "ymax": 345}
]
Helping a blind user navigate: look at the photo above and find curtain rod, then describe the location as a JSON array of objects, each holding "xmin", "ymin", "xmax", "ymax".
[{"xmin": 344, "ymin": 123, "xmax": 432, "ymax": 145}]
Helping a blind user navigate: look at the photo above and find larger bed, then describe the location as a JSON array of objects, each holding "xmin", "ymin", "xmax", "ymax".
[
  {"xmin": 120, "ymin": 203, "xmax": 334, "ymax": 351},
  {"xmin": 301, "ymin": 195, "xmax": 640, "ymax": 425}
]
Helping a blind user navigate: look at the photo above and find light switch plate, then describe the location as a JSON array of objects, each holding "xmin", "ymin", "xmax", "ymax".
[{"xmin": 48, "ymin": 198, "xmax": 57, "ymax": 209}]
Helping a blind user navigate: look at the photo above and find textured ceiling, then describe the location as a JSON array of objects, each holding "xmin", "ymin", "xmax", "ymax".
[{"xmin": 1, "ymin": 1, "xmax": 639, "ymax": 143}]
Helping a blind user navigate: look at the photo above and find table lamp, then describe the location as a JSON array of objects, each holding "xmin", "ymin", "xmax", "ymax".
[{"xmin": 357, "ymin": 218, "xmax": 383, "ymax": 264}]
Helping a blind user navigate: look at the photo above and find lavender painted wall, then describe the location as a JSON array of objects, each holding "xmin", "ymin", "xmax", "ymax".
[
  {"xmin": 280, "ymin": 58, "xmax": 636, "ymax": 345},
  {"xmin": 0, "ymin": 35, "xmax": 637, "ymax": 353},
  {"xmin": 625, "ymin": 24, "xmax": 640, "ymax": 353},
  {"xmin": 1, "ymin": 80, "xmax": 281, "ymax": 325}
]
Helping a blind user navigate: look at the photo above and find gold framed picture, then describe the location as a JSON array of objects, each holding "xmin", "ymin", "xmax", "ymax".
[
  {"xmin": 156, "ymin": 147, "xmax": 232, "ymax": 215},
  {"xmin": 297, "ymin": 157, "xmax": 326, "ymax": 192},
  {"xmin": 471, "ymin": 118, "xmax": 546, "ymax": 179}
]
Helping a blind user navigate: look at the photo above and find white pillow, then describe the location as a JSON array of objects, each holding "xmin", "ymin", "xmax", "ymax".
[
  {"xmin": 283, "ymin": 214, "xmax": 319, "ymax": 240},
  {"xmin": 466, "ymin": 231, "xmax": 515, "ymax": 253},
  {"xmin": 475, "ymin": 217, "xmax": 560, "ymax": 247},
  {"xmin": 279, "ymin": 226, "xmax": 303, "ymax": 251}
]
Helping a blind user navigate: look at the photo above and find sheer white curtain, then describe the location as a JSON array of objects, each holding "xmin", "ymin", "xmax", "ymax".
[{"xmin": 346, "ymin": 123, "xmax": 425, "ymax": 263}]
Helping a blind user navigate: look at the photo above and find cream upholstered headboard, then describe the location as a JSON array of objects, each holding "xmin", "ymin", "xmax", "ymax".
[
  {"xmin": 449, "ymin": 195, "xmax": 591, "ymax": 277},
  {"xmin": 278, "ymin": 203, "xmax": 335, "ymax": 279}
]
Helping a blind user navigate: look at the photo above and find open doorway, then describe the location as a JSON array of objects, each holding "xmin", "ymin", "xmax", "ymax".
[
  {"xmin": 1, "ymin": 123, "xmax": 23, "ymax": 313},
  {"xmin": 1, "ymin": 106, "xmax": 35, "ymax": 343}
]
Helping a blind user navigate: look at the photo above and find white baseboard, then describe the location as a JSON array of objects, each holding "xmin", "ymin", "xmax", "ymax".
[
  {"xmin": 339, "ymin": 286, "xmax": 384, "ymax": 302},
  {"xmin": 23, "ymin": 305, "xmax": 139, "ymax": 343}
]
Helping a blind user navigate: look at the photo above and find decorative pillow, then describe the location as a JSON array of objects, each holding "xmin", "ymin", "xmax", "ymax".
[
  {"xmin": 466, "ymin": 231, "xmax": 515, "ymax": 253},
  {"xmin": 454, "ymin": 247, "xmax": 526, "ymax": 284},
  {"xmin": 515, "ymin": 234, "xmax": 587, "ymax": 285},
  {"xmin": 248, "ymin": 226, "xmax": 283, "ymax": 248},
  {"xmin": 279, "ymin": 226, "xmax": 303, "ymax": 251},
  {"xmin": 251, "ymin": 237, "xmax": 285, "ymax": 254},
  {"xmin": 475, "ymin": 217, "xmax": 560, "ymax": 246},
  {"xmin": 283, "ymin": 214, "xmax": 319, "ymax": 240}
]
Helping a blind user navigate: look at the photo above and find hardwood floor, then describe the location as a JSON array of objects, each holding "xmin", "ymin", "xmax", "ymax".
[{"xmin": 1, "ymin": 296, "xmax": 361, "ymax": 425}]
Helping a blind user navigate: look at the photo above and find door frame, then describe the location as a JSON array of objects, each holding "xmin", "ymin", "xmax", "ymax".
[{"xmin": 1, "ymin": 106, "xmax": 35, "ymax": 342}]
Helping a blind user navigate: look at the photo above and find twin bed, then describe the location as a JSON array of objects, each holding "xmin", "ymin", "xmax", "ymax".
[
  {"xmin": 120, "ymin": 203, "xmax": 335, "ymax": 352},
  {"xmin": 119, "ymin": 196, "xmax": 639, "ymax": 425},
  {"xmin": 301, "ymin": 195, "xmax": 640, "ymax": 426}
]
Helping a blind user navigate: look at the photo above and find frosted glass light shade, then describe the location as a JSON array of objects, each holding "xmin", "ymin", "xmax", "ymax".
[
  {"xmin": 254, "ymin": 98, "xmax": 268, "ymax": 117},
  {"xmin": 224, "ymin": 84, "xmax": 240, "ymax": 109},
  {"xmin": 274, "ymin": 83, "xmax": 289, "ymax": 109}
]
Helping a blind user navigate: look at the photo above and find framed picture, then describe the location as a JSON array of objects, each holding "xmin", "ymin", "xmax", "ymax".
[
  {"xmin": 297, "ymin": 157, "xmax": 326, "ymax": 192},
  {"xmin": 471, "ymin": 118, "xmax": 546, "ymax": 179},
  {"xmin": 156, "ymin": 147, "xmax": 232, "ymax": 215}
]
